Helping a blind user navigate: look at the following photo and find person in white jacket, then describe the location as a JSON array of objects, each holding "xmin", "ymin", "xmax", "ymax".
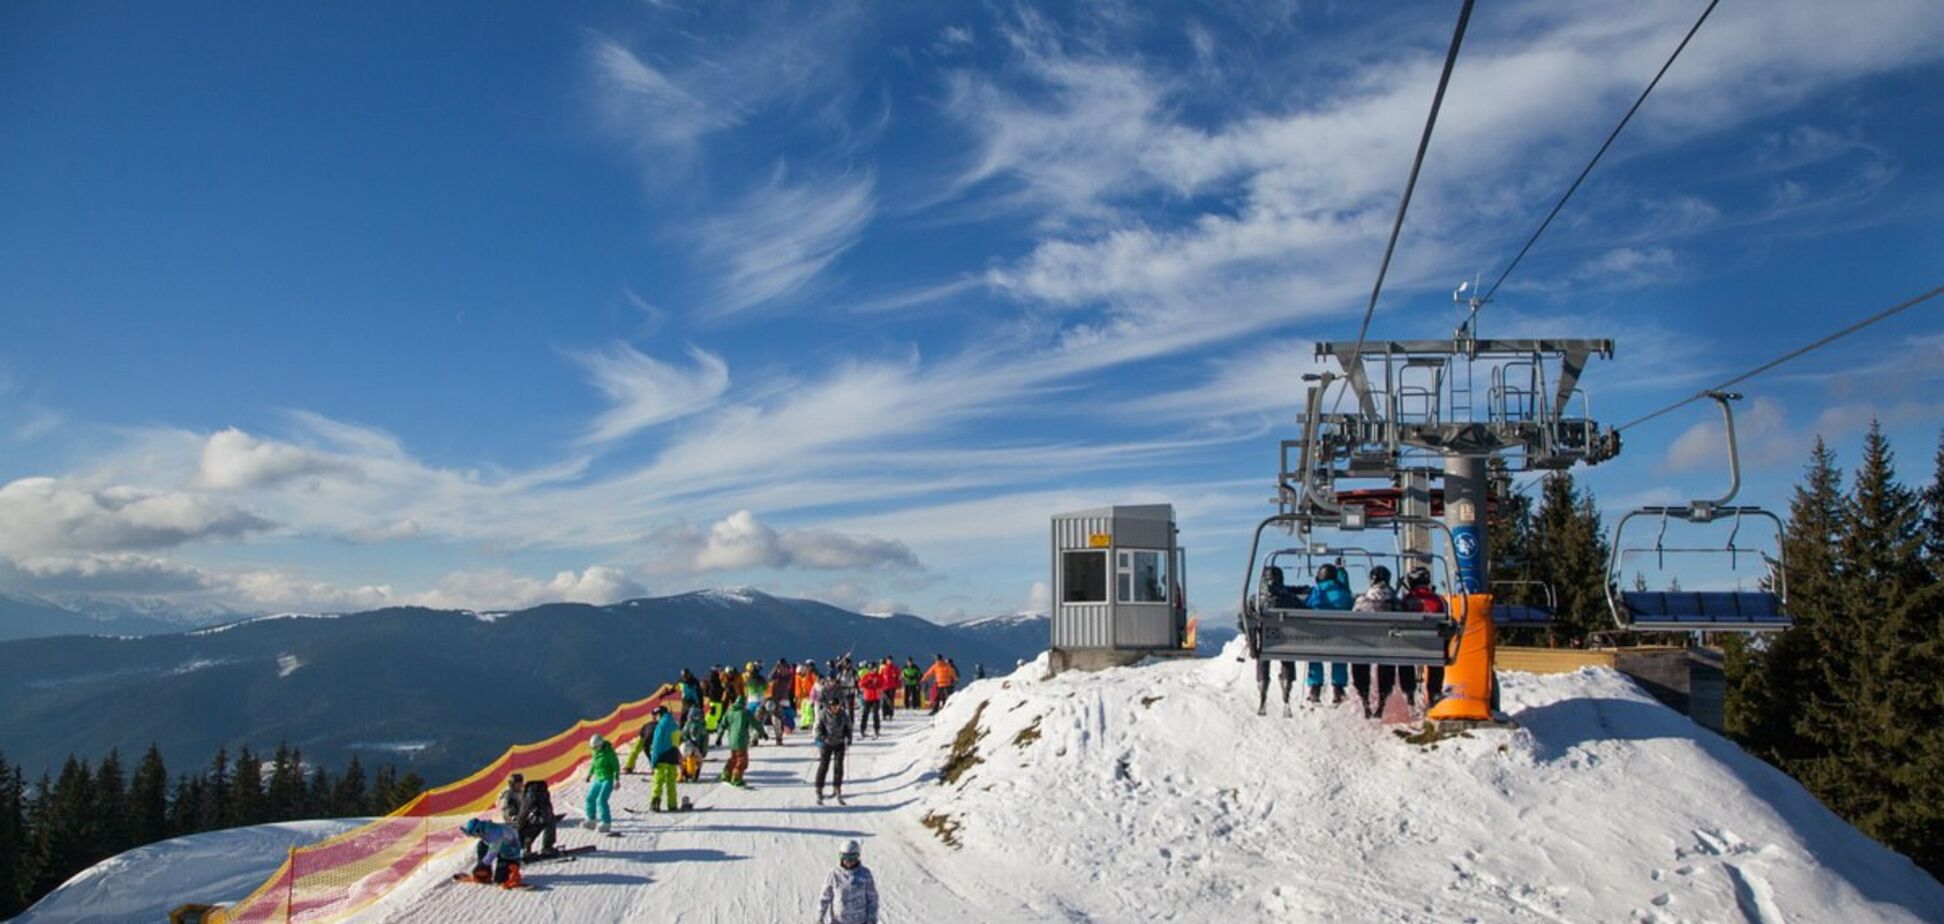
[{"xmin": 818, "ymin": 839, "xmax": 879, "ymax": 924}]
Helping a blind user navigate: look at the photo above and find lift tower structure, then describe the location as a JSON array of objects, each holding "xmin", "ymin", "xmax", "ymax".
[{"xmin": 1239, "ymin": 331, "xmax": 1620, "ymax": 725}]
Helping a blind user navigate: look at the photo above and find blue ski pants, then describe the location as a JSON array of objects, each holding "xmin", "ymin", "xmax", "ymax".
[
  {"xmin": 1306, "ymin": 661, "xmax": 1348, "ymax": 688},
  {"xmin": 584, "ymin": 778, "xmax": 614, "ymax": 825}
]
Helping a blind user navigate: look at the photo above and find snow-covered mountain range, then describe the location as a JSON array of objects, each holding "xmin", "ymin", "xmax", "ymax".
[{"xmin": 0, "ymin": 589, "xmax": 1047, "ymax": 783}]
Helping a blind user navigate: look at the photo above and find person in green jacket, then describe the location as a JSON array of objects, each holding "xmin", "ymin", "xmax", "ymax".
[
  {"xmin": 900, "ymin": 658, "xmax": 921, "ymax": 712},
  {"xmin": 582, "ymin": 733, "xmax": 619, "ymax": 833},
  {"xmin": 714, "ymin": 695, "xmax": 754, "ymax": 787}
]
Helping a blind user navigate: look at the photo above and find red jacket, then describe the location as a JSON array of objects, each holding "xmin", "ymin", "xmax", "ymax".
[
  {"xmin": 1403, "ymin": 586, "xmax": 1445, "ymax": 614},
  {"xmin": 860, "ymin": 671, "xmax": 885, "ymax": 702},
  {"xmin": 876, "ymin": 662, "xmax": 898, "ymax": 693}
]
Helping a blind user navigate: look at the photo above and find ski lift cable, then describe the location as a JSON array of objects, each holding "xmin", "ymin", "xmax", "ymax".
[
  {"xmin": 1328, "ymin": 0, "xmax": 1476, "ymax": 416},
  {"xmin": 1615, "ymin": 283, "xmax": 1944, "ymax": 432},
  {"xmin": 1472, "ymin": 0, "xmax": 1722, "ymax": 313}
]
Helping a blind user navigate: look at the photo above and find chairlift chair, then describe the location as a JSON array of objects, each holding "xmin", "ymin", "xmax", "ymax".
[
  {"xmin": 1489, "ymin": 579, "xmax": 1556, "ymax": 627},
  {"xmin": 1241, "ymin": 513, "xmax": 1464, "ymax": 667},
  {"xmin": 1604, "ymin": 392, "xmax": 1791, "ymax": 633}
]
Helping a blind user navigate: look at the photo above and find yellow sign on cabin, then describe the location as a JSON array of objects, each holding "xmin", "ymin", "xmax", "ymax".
[{"xmin": 1087, "ymin": 533, "xmax": 1111, "ymax": 548}]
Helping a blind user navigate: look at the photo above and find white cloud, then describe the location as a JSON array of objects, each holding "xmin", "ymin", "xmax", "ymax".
[
  {"xmin": 1026, "ymin": 579, "xmax": 1051, "ymax": 615},
  {"xmin": 200, "ymin": 427, "xmax": 348, "ymax": 490},
  {"xmin": 346, "ymin": 519, "xmax": 421, "ymax": 544},
  {"xmin": 697, "ymin": 169, "xmax": 876, "ymax": 316},
  {"xmin": 0, "ymin": 552, "xmax": 210, "ymax": 595},
  {"xmin": 647, "ymin": 510, "xmax": 919, "ymax": 575},
  {"xmin": 575, "ymin": 343, "xmax": 730, "ymax": 444},
  {"xmin": 407, "ymin": 566, "xmax": 647, "ymax": 612},
  {"xmin": 0, "ymin": 476, "xmax": 272, "ymax": 557}
]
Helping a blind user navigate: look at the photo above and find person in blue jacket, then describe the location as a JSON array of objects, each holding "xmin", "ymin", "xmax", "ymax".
[
  {"xmin": 1305, "ymin": 563, "xmax": 1353, "ymax": 704},
  {"xmin": 648, "ymin": 704, "xmax": 681, "ymax": 812},
  {"xmin": 461, "ymin": 817, "xmax": 524, "ymax": 887}
]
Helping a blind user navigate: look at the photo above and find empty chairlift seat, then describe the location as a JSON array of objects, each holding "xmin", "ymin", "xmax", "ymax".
[
  {"xmin": 1621, "ymin": 590, "xmax": 1789, "ymax": 632},
  {"xmin": 1490, "ymin": 603, "xmax": 1554, "ymax": 627}
]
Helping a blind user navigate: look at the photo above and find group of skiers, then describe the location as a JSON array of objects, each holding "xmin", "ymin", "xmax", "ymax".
[
  {"xmin": 455, "ymin": 650, "xmax": 964, "ymax": 919},
  {"xmin": 1261, "ymin": 562, "xmax": 1449, "ymax": 717}
]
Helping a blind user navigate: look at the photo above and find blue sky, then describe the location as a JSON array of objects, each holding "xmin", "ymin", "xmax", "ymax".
[{"xmin": 1, "ymin": 0, "xmax": 1940, "ymax": 619}]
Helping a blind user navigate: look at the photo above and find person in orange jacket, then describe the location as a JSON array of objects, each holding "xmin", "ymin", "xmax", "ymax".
[{"xmin": 921, "ymin": 654, "xmax": 957, "ymax": 714}]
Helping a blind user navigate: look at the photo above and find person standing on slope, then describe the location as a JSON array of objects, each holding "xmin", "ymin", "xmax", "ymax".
[
  {"xmin": 715, "ymin": 694, "xmax": 754, "ymax": 787},
  {"xmin": 796, "ymin": 659, "xmax": 820, "ymax": 728},
  {"xmin": 1305, "ymin": 564, "xmax": 1354, "ymax": 705},
  {"xmin": 680, "ymin": 701, "xmax": 709, "ymax": 782},
  {"xmin": 1350, "ymin": 565, "xmax": 1398, "ymax": 717},
  {"xmin": 857, "ymin": 662, "xmax": 886, "ymax": 738},
  {"xmin": 582, "ymin": 734, "xmax": 619, "ymax": 833},
  {"xmin": 648, "ymin": 704, "xmax": 681, "ymax": 812},
  {"xmin": 921, "ymin": 654, "xmax": 958, "ymax": 714},
  {"xmin": 901, "ymin": 657, "xmax": 921, "ymax": 712},
  {"xmin": 876, "ymin": 656, "xmax": 899, "ymax": 719},
  {"xmin": 814, "ymin": 691, "xmax": 853, "ymax": 805},
  {"xmin": 817, "ymin": 839, "xmax": 879, "ymax": 924}
]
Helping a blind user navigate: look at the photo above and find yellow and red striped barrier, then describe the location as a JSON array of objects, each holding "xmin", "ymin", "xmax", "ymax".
[{"xmin": 213, "ymin": 684, "xmax": 675, "ymax": 923}]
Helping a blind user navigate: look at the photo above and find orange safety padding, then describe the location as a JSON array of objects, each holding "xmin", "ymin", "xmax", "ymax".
[
  {"xmin": 1427, "ymin": 593, "xmax": 1496, "ymax": 722},
  {"xmin": 214, "ymin": 684, "xmax": 674, "ymax": 924}
]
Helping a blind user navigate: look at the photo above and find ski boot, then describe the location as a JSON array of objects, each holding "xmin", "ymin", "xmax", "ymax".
[
  {"xmin": 581, "ymin": 819, "xmax": 597, "ymax": 830},
  {"xmin": 1305, "ymin": 686, "xmax": 1322, "ymax": 705},
  {"xmin": 470, "ymin": 864, "xmax": 493, "ymax": 883},
  {"xmin": 815, "ymin": 789, "xmax": 825, "ymax": 805},
  {"xmin": 834, "ymin": 790, "xmax": 846, "ymax": 806},
  {"xmin": 501, "ymin": 864, "xmax": 523, "ymax": 889},
  {"xmin": 1331, "ymin": 685, "xmax": 1347, "ymax": 705},
  {"xmin": 597, "ymin": 821, "xmax": 611, "ymax": 834}
]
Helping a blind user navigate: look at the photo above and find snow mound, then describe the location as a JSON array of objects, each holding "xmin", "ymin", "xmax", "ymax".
[
  {"xmin": 19, "ymin": 819, "xmax": 367, "ymax": 923},
  {"xmin": 900, "ymin": 639, "xmax": 1941, "ymax": 922}
]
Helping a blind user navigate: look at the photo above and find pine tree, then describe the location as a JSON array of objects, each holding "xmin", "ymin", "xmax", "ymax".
[
  {"xmin": 1527, "ymin": 473, "xmax": 1611, "ymax": 643},
  {"xmin": 92, "ymin": 750, "xmax": 129, "ymax": 860},
  {"xmin": 227, "ymin": 746, "xmax": 264, "ymax": 828},
  {"xmin": 128, "ymin": 745, "xmax": 170, "ymax": 848},
  {"xmin": 369, "ymin": 763, "xmax": 397, "ymax": 816},
  {"xmin": 29, "ymin": 758, "xmax": 95, "ymax": 899},
  {"xmin": 307, "ymin": 764, "xmax": 334, "ymax": 819},
  {"xmin": 332, "ymin": 756, "xmax": 368, "ymax": 818},
  {"xmin": 265, "ymin": 743, "xmax": 305, "ymax": 822},
  {"xmin": 201, "ymin": 747, "xmax": 230, "ymax": 833},
  {"xmin": 1922, "ymin": 430, "xmax": 1944, "ymax": 573},
  {"xmin": 22, "ymin": 773, "xmax": 50, "ymax": 908},
  {"xmin": 388, "ymin": 771, "xmax": 426, "ymax": 813},
  {"xmin": 0, "ymin": 755, "xmax": 24, "ymax": 917},
  {"xmin": 167, "ymin": 774, "xmax": 206, "ymax": 838}
]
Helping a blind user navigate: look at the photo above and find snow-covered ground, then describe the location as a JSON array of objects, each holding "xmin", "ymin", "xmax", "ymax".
[
  {"xmin": 32, "ymin": 641, "xmax": 1944, "ymax": 922},
  {"xmin": 18, "ymin": 819, "xmax": 368, "ymax": 923}
]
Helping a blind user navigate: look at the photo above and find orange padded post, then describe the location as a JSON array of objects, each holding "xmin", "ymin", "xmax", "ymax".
[{"xmin": 1427, "ymin": 593, "xmax": 1496, "ymax": 722}]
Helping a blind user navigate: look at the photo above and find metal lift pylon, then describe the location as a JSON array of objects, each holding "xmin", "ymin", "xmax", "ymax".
[{"xmin": 1239, "ymin": 315, "xmax": 1621, "ymax": 730}]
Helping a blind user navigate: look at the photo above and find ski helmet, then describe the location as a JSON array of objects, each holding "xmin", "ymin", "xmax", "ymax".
[
  {"xmin": 839, "ymin": 839, "xmax": 861, "ymax": 860},
  {"xmin": 1408, "ymin": 566, "xmax": 1432, "ymax": 588},
  {"xmin": 589, "ymin": 733, "xmax": 606, "ymax": 749},
  {"xmin": 1370, "ymin": 565, "xmax": 1391, "ymax": 585},
  {"xmin": 461, "ymin": 818, "xmax": 486, "ymax": 837}
]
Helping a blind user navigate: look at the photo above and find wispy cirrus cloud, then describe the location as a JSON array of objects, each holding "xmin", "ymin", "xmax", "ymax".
[
  {"xmin": 696, "ymin": 169, "xmax": 877, "ymax": 317},
  {"xmin": 575, "ymin": 343, "xmax": 730, "ymax": 445}
]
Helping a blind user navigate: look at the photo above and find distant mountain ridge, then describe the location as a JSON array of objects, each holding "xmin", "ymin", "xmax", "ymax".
[
  {"xmin": 0, "ymin": 589, "xmax": 1050, "ymax": 783},
  {"xmin": 0, "ymin": 593, "xmax": 205, "ymax": 642}
]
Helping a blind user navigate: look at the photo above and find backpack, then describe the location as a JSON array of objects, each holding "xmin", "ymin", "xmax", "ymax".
[{"xmin": 519, "ymin": 780, "xmax": 554, "ymax": 827}]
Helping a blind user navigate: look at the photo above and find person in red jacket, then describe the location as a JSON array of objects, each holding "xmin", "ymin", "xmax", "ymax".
[
  {"xmin": 876, "ymin": 657, "xmax": 900, "ymax": 719},
  {"xmin": 1401, "ymin": 566, "xmax": 1446, "ymax": 709},
  {"xmin": 858, "ymin": 665, "xmax": 886, "ymax": 738}
]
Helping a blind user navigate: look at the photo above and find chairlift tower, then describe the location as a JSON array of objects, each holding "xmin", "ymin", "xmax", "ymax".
[{"xmin": 1241, "ymin": 316, "xmax": 1621, "ymax": 726}]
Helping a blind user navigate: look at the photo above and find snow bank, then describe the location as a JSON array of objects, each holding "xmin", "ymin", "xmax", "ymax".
[
  {"xmin": 19, "ymin": 819, "xmax": 367, "ymax": 924},
  {"xmin": 900, "ymin": 639, "xmax": 1942, "ymax": 922}
]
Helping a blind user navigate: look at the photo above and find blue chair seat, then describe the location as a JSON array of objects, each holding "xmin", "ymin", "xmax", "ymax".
[
  {"xmin": 1491, "ymin": 604, "xmax": 1554, "ymax": 626},
  {"xmin": 1622, "ymin": 591, "xmax": 1789, "ymax": 630}
]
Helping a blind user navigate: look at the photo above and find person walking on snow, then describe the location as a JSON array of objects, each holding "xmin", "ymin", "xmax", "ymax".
[
  {"xmin": 648, "ymin": 705, "xmax": 681, "ymax": 811},
  {"xmin": 1305, "ymin": 564, "xmax": 1354, "ymax": 704},
  {"xmin": 858, "ymin": 663, "xmax": 886, "ymax": 738},
  {"xmin": 461, "ymin": 817, "xmax": 524, "ymax": 888},
  {"xmin": 900, "ymin": 658, "xmax": 921, "ymax": 712},
  {"xmin": 876, "ymin": 657, "xmax": 899, "ymax": 718},
  {"xmin": 817, "ymin": 839, "xmax": 879, "ymax": 924},
  {"xmin": 1350, "ymin": 564, "xmax": 1398, "ymax": 717},
  {"xmin": 715, "ymin": 694, "xmax": 754, "ymax": 787},
  {"xmin": 814, "ymin": 691, "xmax": 853, "ymax": 805},
  {"xmin": 582, "ymin": 734, "xmax": 619, "ymax": 833}
]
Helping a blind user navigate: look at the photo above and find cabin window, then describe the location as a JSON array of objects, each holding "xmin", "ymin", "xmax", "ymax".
[
  {"xmin": 1116, "ymin": 549, "xmax": 1169, "ymax": 604},
  {"xmin": 1061, "ymin": 551, "xmax": 1108, "ymax": 603}
]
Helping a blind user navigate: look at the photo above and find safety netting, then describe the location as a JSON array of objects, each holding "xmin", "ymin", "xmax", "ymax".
[{"xmin": 213, "ymin": 683, "xmax": 674, "ymax": 923}]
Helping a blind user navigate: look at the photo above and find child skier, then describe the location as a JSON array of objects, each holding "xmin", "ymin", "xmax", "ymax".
[
  {"xmin": 583, "ymin": 733, "xmax": 619, "ymax": 833},
  {"xmin": 715, "ymin": 694, "xmax": 753, "ymax": 787},
  {"xmin": 816, "ymin": 839, "xmax": 879, "ymax": 924},
  {"xmin": 680, "ymin": 702, "xmax": 709, "ymax": 782},
  {"xmin": 461, "ymin": 817, "xmax": 524, "ymax": 888}
]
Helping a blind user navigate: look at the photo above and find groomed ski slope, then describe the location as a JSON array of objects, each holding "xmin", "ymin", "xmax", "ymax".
[{"xmin": 344, "ymin": 641, "xmax": 1939, "ymax": 922}]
